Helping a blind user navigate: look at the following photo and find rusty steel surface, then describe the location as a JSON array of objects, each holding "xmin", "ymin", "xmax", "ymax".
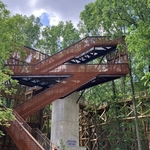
[
  {"xmin": 2, "ymin": 36, "xmax": 130, "ymax": 150},
  {"xmin": 10, "ymin": 64, "xmax": 129, "ymax": 75},
  {"xmin": 7, "ymin": 46, "xmax": 48, "ymax": 65},
  {"xmin": 4, "ymin": 110, "xmax": 44, "ymax": 150},
  {"xmin": 9, "ymin": 36, "xmax": 128, "ymax": 118},
  {"xmin": 7, "ymin": 36, "xmax": 124, "ymax": 73},
  {"xmin": 3, "ymin": 36, "xmax": 129, "ymax": 150},
  {"xmin": 14, "ymin": 63, "xmax": 129, "ymax": 118}
]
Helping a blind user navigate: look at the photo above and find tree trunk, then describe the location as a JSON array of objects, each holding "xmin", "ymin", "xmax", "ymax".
[
  {"xmin": 112, "ymin": 81, "xmax": 123, "ymax": 149},
  {"xmin": 129, "ymin": 57, "xmax": 142, "ymax": 150}
]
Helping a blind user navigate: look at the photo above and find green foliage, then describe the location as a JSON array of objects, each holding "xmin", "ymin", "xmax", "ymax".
[
  {"xmin": 80, "ymin": 0, "xmax": 149, "ymax": 36},
  {"xmin": 10, "ymin": 14, "xmax": 42, "ymax": 48},
  {"xmin": 80, "ymin": 0, "xmax": 150, "ymax": 93},
  {"xmin": 0, "ymin": 0, "xmax": 27, "ymax": 135},
  {"xmin": 40, "ymin": 21, "xmax": 64, "ymax": 54},
  {"xmin": 0, "ymin": 100, "xmax": 15, "ymax": 137},
  {"xmin": 40, "ymin": 21, "xmax": 80, "ymax": 55},
  {"xmin": 60, "ymin": 139, "xmax": 68, "ymax": 150}
]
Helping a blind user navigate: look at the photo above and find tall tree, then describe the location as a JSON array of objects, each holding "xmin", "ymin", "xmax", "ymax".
[
  {"xmin": 80, "ymin": 1, "xmax": 150, "ymax": 149},
  {"xmin": 40, "ymin": 21, "xmax": 80, "ymax": 55},
  {"xmin": 40, "ymin": 21, "xmax": 64, "ymax": 55},
  {"xmin": 9, "ymin": 14, "xmax": 42, "ymax": 48},
  {"xmin": 80, "ymin": 0, "xmax": 150, "ymax": 87},
  {"xmin": 61, "ymin": 21, "xmax": 80, "ymax": 48},
  {"xmin": 0, "ymin": 0, "xmax": 26, "ymax": 135}
]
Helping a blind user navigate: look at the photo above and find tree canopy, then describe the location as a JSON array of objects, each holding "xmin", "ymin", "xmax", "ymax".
[
  {"xmin": 80, "ymin": 1, "xmax": 150, "ymax": 149},
  {"xmin": 0, "ymin": 1, "xmax": 23, "ymax": 135},
  {"xmin": 80, "ymin": 0, "xmax": 150, "ymax": 92}
]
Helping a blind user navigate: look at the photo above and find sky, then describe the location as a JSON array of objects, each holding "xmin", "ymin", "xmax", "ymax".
[{"xmin": 3, "ymin": 0, "xmax": 95, "ymax": 26}]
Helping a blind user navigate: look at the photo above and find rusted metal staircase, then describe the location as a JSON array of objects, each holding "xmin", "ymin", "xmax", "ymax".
[
  {"xmin": 8, "ymin": 36, "xmax": 124, "ymax": 72},
  {"xmin": 3, "ymin": 107, "xmax": 56, "ymax": 150},
  {"xmin": 13, "ymin": 63, "xmax": 129, "ymax": 118},
  {"xmin": 4, "ymin": 110, "xmax": 44, "ymax": 150},
  {"xmin": 1, "ymin": 87, "xmax": 55, "ymax": 149},
  {"xmin": 4, "ymin": 36, "xmax": 129, "ymax": 150}
]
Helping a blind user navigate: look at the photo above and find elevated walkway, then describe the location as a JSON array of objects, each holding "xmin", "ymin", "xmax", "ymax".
[
  {"xmin": 13, "ymin": 63, "xmax": 129, "ymax": 118},
  {"xmin": 3, "ymin": 36, "xmax": 129, "ymax": 149},
  {"xmin": 8, "ymin": 36, "xmax": 124, "ymax": 71}
]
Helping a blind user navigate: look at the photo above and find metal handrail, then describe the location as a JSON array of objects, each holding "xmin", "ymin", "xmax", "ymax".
[
  {"xmin": 13, "ymin": 110, "xmax": 32, "ymax": 132},
  {"xmin": 13, "ymin": 110, "xmax": 58, "ymax": 150},
  {"xmin": 8, "ymin": 36, "xmax": 114, "ymax": 65},
  {"xmin": 31, "ymin": 128, "xmax": 58, "ymax": 150},
  {"xmin": 3, "ymin": 106, "xmax": 44, "ymax": 150},
  {"xmin": 7, "ymin": 36, "xmax": 124, "ymax": 69},
  {"xmin": 10, "ymin": 63, "xmax": 129, "ymax": 75}
]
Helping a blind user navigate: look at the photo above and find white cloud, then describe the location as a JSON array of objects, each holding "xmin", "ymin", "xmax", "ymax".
[
  {"xmin": 3, "ymin": 0, "xmax": 96, "ymax": 26},
  {"xmin": 33, "ymin": 9, "xmax": 46, "ymax": 17},
  {"xmin": 33, "ymin": 10, "xmax": 60, "ymax": 26},
  {"xmin": 28, "ymin": 0, "xmax": 38, "ymax": 7},
  {"xmin": 49, "ymin": 13, "xmax": 61, "ymax": 26}
]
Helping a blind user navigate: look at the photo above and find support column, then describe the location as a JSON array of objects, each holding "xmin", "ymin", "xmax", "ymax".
[{"xmin": 51, "ymin": 92, "xmax": 86, "ymax": 150}]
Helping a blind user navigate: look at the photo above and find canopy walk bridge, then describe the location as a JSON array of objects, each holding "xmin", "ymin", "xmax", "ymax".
[{"xmin": 1, "ymin": 36, "xmax": 129, "ymax": 150}]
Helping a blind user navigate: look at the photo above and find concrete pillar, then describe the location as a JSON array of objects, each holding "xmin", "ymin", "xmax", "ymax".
[{"xmin": 51, "ymin": 92, "xmax": 86, "ymax": 150}]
